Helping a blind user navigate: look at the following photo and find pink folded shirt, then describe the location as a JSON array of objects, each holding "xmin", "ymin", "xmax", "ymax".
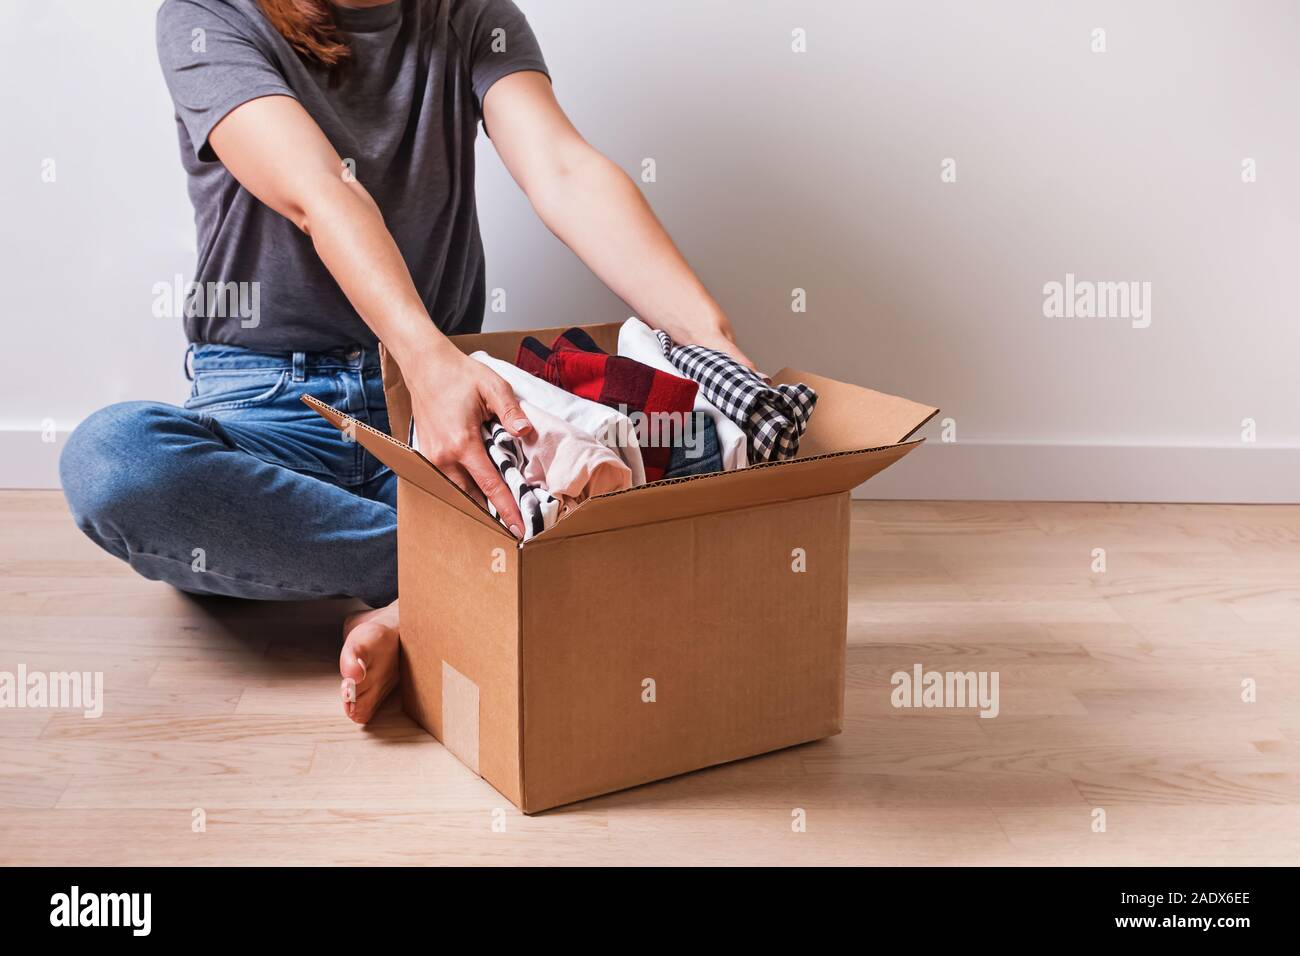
[{"xmin": 516, "ymin": 400, "xmax": 632, "ymax": 511}]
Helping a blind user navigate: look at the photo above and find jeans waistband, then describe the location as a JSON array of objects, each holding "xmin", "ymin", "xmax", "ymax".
[{"xmin": 186, "ymin": 343, "xmax": 383, "ymax": 380}]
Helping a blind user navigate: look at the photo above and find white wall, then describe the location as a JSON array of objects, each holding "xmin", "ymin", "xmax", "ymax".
[{"xmin": 2, "ymin": 0, "xmax": 1296, "ymax": 499}]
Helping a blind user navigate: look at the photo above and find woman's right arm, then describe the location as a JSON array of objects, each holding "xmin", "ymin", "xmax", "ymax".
[{"xmin": 206, "ymin": 94, "xmax": 530, "ymax": 537}]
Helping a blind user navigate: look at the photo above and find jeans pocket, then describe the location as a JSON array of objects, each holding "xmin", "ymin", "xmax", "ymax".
[{"xmin": 184, "ymin": 369, "xmax": 291, "ymax": 413}]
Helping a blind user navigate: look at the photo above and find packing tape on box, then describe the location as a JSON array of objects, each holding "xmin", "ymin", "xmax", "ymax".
[{"xmin": 441, "ymin": 661, "xmax": 480, "ymax": 775}]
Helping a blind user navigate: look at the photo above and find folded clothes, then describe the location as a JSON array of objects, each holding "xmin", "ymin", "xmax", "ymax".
[
  {"xmin": 513, "ymin": 400, "xmax": 632, "ymax": 507},
  {"xmin": 410, "ymin": 398, "xmax": 631, "ymax": 539},
  {"xmin": 662, "ymin": 414, "xmax": 722, "ymax": 479},
  {"xmin": 517, "ymin": 329, "xmax": 699, "ymax": 482},
  {"xmin": 470, "ymin": 351, "xmax": 647, "ymax": 486},
  {"xmin": 653, "ymin": 329, "xmax": 817, "ymax": 463},
  {"xmin": 616, "ymin": 317, "xmax": 749, "ymax": 471}
]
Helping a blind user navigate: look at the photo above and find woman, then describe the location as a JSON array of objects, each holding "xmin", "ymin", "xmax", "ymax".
[{"xmin": 59, "ymin": 0, "xmax": 753, "ymax": 724}]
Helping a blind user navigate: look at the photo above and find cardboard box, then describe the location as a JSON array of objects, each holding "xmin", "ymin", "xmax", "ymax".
[{"xmin": 305, "ymin": 322, "xmax": 936, "ymax": 812}]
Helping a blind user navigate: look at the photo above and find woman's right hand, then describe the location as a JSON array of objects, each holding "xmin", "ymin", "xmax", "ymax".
[{"xmin": 408, "ymin": 348, "xmax": 533, "ymax": 539}]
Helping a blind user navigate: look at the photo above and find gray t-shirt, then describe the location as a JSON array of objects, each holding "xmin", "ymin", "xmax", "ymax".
[{"xmin": 156, "ymin": 0, "xmax": 548, "ymax": 351}]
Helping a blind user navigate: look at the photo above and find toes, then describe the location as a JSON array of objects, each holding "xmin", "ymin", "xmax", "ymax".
[
  {"xmin": 339, "ymin": 638, "xmax": 367, "ymax": 685},
  {"xmin": 340, "ymin": 623, "xmax": 385, "ymax": 691},
  {"xmin": 339, "ymin": 639, "xmax": 370, "ymax": 722},
  {"xmin": 339, "ymin": 620, "xmax": 399, "ymax": 725},
  {"xmin": 347, "ymin": 677, "xmax": 398, "ymax": 725},
  {"xmin": 349, "ymin": 692, "xmax": 382, "ymax": 725},
  {"xmin": 340, "ymin": 676, "xmax": 358, "ymax": 720}
]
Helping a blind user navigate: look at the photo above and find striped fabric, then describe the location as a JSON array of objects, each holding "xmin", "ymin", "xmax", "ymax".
[
  {"xmin": 480, "ymin": 421, "xmax": 559, "ymax": 540},
  {"xmin": 654, "ymin": 331, "xmax": 817, "ymax": 463}
]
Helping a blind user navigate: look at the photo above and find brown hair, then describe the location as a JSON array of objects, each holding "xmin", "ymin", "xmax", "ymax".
[{"xmin": 256, "ymin": 0, "xmax": 351, "ymax": 68}]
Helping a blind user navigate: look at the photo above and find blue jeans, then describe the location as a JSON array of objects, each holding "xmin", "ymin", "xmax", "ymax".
[{"xmin": 60, "ymin": 344, "xmax": 397, "ymax": 607}]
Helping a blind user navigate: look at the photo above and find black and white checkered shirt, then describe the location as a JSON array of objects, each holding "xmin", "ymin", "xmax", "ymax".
[{"xmin": 656, "ymin": 331, "xmax": 817, "ymax": 464}]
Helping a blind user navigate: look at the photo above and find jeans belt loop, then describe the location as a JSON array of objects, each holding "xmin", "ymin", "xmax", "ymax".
[{"xmin": 292, "ymin": 351, "xmax": 307, "ymax": 382}]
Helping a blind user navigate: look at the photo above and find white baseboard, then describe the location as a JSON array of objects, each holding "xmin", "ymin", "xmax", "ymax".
[
  {"xmin": 857, "ymin": 439, "xmax": 1300, "ymax": 503},
  {"xmin": 0, "ymin": 429, "xmax": 69, "ymax": 490},
  {"xmin": 3, "ymin": 429, "xmax": 1295, "ymax": 503}
]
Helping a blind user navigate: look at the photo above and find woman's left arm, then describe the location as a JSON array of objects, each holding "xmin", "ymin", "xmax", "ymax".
[{"xmin": 483, "ymin": 71, "xmax": 756, "ymax": 369}]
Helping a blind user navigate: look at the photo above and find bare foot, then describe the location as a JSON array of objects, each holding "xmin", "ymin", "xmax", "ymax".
[{"xmin": 340, "ymin": 599, "xmax": 400, "ymax": 724}]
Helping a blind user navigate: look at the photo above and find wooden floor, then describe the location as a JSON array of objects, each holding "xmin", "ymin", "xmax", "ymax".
[{"xmin": 1, "ymin": 490, "xmax": 1297, "ymax": 866}]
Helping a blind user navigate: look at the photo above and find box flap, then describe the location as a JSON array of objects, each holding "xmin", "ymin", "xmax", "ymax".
[
  {"xmin": 527, "ymin": 439, "xmax": 922, "ymax": 544},
  {"xmin": 301, "ymin": 394, "xmax": 512, "ymax": 541},
  {"xmin": 772, "ymin": 367, "xmax": 938, "ymax": 456},
  {"xmin": 378, "ymin": 343, "xmax": 412, "ymax": 450}
]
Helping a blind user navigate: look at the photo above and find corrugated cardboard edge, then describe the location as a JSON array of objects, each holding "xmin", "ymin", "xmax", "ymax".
[
  {"xmin": 515, "ymin": 544, "xmax": 526, "ymax": 805},
  {"xmin": 523, "ymin": 438, "xmax": 924, "ymax": 545}
]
